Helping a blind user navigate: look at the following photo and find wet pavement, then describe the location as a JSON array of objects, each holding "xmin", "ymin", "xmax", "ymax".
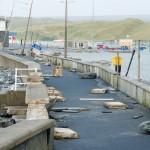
[
  {"xmin": 40, "ymin": 62, "xmax": 150, "ymax": 150},
  {"xmin": 2, "ymin": 50, "xmax": 150, "ymax": 150}
]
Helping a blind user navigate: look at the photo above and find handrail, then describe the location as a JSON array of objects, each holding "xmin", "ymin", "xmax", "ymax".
[{"xmin": 14, "ymin": 68, "xmax": 37, "ymax": 91}]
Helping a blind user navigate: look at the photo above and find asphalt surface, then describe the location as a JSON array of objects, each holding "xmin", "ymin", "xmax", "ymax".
[
  {"xmin": 3, "ymin": 49, "xmax": 150, "ymax": 150},
  {"xmin": 39, "ymin": 62, "xmax": 150, "ymax": 150}
]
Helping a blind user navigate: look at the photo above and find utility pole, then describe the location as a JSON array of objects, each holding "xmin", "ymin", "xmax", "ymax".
[
  {"xmin": 64, "ymin": 0, "xmax": 68, "ymax": 58},
  {"xmin": 92, "ymin": 0, "xmax": 94, "ymax": 51},
  {"xmin": 22, "ymin": 0, "xmax": 33, "ymax": 55},
  {"xmin": 138, "ymin": 40, "xmax": 141, "ymax": 81}
]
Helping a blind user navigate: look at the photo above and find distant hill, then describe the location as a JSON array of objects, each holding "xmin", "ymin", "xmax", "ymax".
[{"xmin": 8, "ymin": 17, "xmax": 150, "ymax": 41}]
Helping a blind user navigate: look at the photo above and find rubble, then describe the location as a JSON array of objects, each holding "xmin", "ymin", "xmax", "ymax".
[
  {"xmin": 91, "ymin": 88, "xmax": 107, "ymax": 94},
  {"xmin": 6, "ymin": 106, "xmax": 27, "ymax": 115},
  {"xmin": 53, "ymin": 66, "xmax": 63, "ymax": 77},
  {"xmin": 138, "ymin": 121, "xmax": 150, "ymax": 133},
  {"xmin": 78, "ymin": 73, "xmax": 97, "ymax": 79},
  {"xmin": 104, "ymin": 102, "xmax": 127, "ymax": 109},
  {"xmin": 54, "ymin": 128, "xmax": 79, "ymax": 139}
]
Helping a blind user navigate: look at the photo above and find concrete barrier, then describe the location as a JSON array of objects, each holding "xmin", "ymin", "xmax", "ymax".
[
  {"xmin": 0, "ymin": 119, "xmax": 55, "ymax": 150},
  {"xmin": 42, "ymin": 54, "xmax": 150, "ymax": 108},
  {"xmin": 0, "ymin": 52, "xmax": 41, "ymax": 106},
  {"xmin": 0, "ymin": 52, "xmax": 40, "ymax": 70},
  {"xmin": 118, "ymin": 76, "xmax": 150, "ymax": 107},
  {"xmin": 0, "ymin": 89, "xmax": 26, "ymax": 106}
]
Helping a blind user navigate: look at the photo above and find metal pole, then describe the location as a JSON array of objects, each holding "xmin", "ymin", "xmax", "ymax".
[
  {"xmin": 125, "ymin": 49, "xmax": 135, "ymax": 76},
  {"xmin": 64, "ymin": 0, "xmax": 68, "ymax": 58},
  {"xmin": 92, "ymin": 0, "xmax": 94, "ymax": 51},
  {"xmin": 138, "ymin": 40, "xmax": 141, "ymax": 81},
  {"xmin": 30, "ymin": 32, "xmax": 33, "ymax": 45},
  {"xmin": 22, "ymin": 0, "xmax": 33, "ymax": 55}
]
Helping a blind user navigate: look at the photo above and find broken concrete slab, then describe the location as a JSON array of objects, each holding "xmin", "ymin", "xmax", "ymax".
[
  {"xmin": 48, "ymin": 90, "xmax": 62, "ymax": 96},
  {"xmin": 79, "ymin": 73, "xmax": 97, "ymax": 79},
  {"xmin": 26, "ymin": 104, "xmax": 49, "ymax": 120},
  {"xmin": 6, "ymin": 106, "xmax": 27, "ymax": 115},
  {"xmin": 133, "ymin": 115, "xmax": 143, "ymax": 119},
  {"xmin": 53, "ymin": 67, "xmax": 63, "ymax": 77},
  {"xmin": 47, "ymin": 87, "xmax": 55, "ymax": 90},
  {"xmin": 104, "ymin": 102, "xmax": 127, "ymax": 109},
  {"xmin": 49, "ymin": 96, "xmax": 65, "ymax": 102},
  {"xmin": 91, "ymin": 88, "xmax": 107, "ymax": 94},
  {"xmin": 54, "ymin": 128, "xmax": 79, "ymax": 139},
  {"xmin": 52, "ymin": 107, "xmax": 90, "ymax": 112},
  {"xmin": 138, "ymin": 121, "xmax": 150, "ymax": 133}
]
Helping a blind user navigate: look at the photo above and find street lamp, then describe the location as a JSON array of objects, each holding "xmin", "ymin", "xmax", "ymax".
[
  {"xmin": 61, "ymin": 0, "xmax": 74, "ymax": 58},
  {"xmin": 22, "ymin": 0, "xmax": 33, "ymax": 55}
]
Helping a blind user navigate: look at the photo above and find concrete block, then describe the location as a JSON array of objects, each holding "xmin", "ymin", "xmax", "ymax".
[
  {"xmin": 49, "ymin": 96, "xmax": 65, "ymax": 102},
  {"xmin": 53, "ymin": 67, "xmax": 63, "ymax": 77},
  {"xmin": 54, "ymin": 128, "xmax": 79, "ymax": 139},
  {"xmin": 6, "ymin": 106, "xmax": 27, "ymax": 115},
  {"xmin": 91, "ymin": 88, "xmax": 107, "ymax": 94},
  {"xmin": 104, "ymin": 102, "xmax": 127, "ymax": 109}
]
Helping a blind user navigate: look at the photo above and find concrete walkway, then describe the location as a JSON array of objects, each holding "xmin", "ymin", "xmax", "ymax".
[{"xmin": 39, "ymin": 62, "xmax": 150, "ymax": 150}]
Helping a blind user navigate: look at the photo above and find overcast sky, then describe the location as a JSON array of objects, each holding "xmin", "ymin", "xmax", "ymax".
[{"xmin": 0, "ymin": 0, "xmax": 150, "ymax": 18}]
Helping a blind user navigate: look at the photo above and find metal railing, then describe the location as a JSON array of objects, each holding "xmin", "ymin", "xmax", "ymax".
[{"xmin": 14, "ymin": 68, "xmax": 37, "ymax": 91}]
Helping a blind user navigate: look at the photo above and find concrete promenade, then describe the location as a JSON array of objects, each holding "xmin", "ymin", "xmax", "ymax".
[
  {"xmin": 1, "ymin": 51, "xmax": 150, "ymax": 150},
  {"xmin": 40, "ymin": 62, "xmax": 150, "ymax": 150}
]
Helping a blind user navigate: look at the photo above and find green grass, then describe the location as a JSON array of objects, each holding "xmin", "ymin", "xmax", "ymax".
[{"xmin": 8, "ymin": 17, "xmax": 150, "ymax": 41}]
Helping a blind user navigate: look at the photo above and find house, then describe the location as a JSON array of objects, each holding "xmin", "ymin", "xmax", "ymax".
[{"xmin": 0, "ymin": 18, "xmax": 9, "ymax": 47}]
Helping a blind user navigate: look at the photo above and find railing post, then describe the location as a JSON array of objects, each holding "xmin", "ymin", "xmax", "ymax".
[{"xmin": 15, "ymin": 68, "xmax": 18, "ymax": 91}]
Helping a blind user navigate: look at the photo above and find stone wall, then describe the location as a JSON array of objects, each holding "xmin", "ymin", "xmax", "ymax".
[
  {"xmin": 0, "ymin": 120, "xmax": 55, "ymax": 150},
  {"xmin": 0, "ymin": 52, "xmax": 41, "ymax": 106},
  {"xmin": 0, "ymin": 90, "xmax": 26, "ymax": 106}
]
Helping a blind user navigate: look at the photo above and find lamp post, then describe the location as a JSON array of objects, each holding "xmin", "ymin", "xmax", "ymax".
[
  {"xmin": 61, "ymin": 0, "xmax": 74, "ymax": 58},
  {"xmin": 92, "ymin": 0, "xmax": 94, "ymax": 51},
  {"xmin": 22, "ymin": 0, "xmax": 33, "ymax": 55}
]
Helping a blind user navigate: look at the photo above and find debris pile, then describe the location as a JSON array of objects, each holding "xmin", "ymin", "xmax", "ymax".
[
  {"xmin": 0, "ymin": 67, "xmax": 15, "ymax": 91},
  {"xmin": 47, "ymin": 87, "xmax": 65, "ymax": 102},
  {"xmin": 53, "ymin": 66, "xmax": 63, "ymax": 77}
]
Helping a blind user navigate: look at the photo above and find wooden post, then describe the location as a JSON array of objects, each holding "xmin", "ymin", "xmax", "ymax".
[
  {"xmin": 117, "ymin": 52, "xmax": 119, "ymax": 90},
  {"xmin": 138, "ymin": 40, "xmax": 141, "ymax": 82}
]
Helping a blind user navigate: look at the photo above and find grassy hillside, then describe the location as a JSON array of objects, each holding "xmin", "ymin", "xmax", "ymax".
[{"xmin": 8, "ymin": 17, "xmax": 150, "ymax": 41}]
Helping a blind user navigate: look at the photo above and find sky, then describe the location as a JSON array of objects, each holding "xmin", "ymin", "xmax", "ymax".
[{"xmin": 0, "ymin": 0, "xmax": 150, "ymax": 18}]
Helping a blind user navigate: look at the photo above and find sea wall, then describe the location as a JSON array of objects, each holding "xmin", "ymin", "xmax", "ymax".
[
  {"xmin": 0, "ymin": 53, "xmax": 55, "ymax": 150},
  {"xmin": 0, "ymin": 52, "xmax": 41, "ymax": 106},
  {"xmin": 42, "ymin": 54, "xmax": 150, "ymax": 108},
  {"xmin": 0, "ymin": 120, "xmax": 55, "ymax": 150},
  {"xmin": 0, "ymin": 52, "xmax": 40, "ymax": 70}
]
